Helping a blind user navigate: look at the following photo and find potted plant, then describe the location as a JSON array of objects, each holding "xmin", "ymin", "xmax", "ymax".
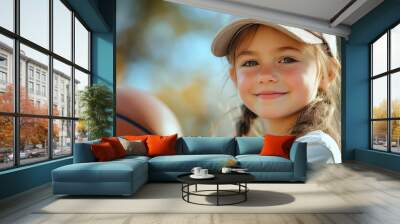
[{"xmin": 79, "ymin": 84, "xmax": 113, "ymax": 140}]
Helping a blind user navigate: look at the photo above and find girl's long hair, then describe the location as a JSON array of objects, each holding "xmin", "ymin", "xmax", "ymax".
[{"xmin": 227, "ymin": 24, "xmax": 341, "ymax": 147}]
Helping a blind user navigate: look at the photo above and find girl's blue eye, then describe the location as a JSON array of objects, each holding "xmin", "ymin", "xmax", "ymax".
[
  {"xmin": 241, "ymin": 60, "xmax": 258, "ymax": 67},
  {"xmin": 279, "ymin": 57, "xmax": 298, "ymax": 64}
]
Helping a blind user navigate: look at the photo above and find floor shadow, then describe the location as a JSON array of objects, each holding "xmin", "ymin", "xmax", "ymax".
[
  {"xmin": 56, "ymin": 195, "xmax": 134, "ymax": 199},
  {"xmin": 203, "ymin": 190, "xmax": 295, "ymax": 207}
]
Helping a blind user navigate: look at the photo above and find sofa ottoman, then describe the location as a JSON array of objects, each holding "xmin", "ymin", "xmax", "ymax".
[{"xmin": 52, "ymin": 156, "xmax": 149, "ymax": 196}]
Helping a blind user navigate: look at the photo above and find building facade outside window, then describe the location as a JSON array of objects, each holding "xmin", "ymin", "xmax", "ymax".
[
  {"xmin": 0, "ymin": 54, "xmax": 7, "ymax": 67},
  {"xmin": 28, "ymin": 81, "xmax": 33, "ymax": 94},
  {"xmin": 0, "ymin": 71, "xmax": 6, "ymax": 85},
  {"xmin": 0, "ymin": 54, "xmax": 7, "ymax": 91}
]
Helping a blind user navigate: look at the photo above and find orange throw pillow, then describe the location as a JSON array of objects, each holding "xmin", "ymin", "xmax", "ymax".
[
  {"xmin": 101, "ymin": 137, "xmax": 126, "ymax": 158},
  {"xmin": 146, "ymin": 134, "xmax": 178, "ymax": 157},
  {"xmin": 259, "ymin": 134, "xmax": 296, "ymax": 159},
  {"xmin": 91, "ymin": 142, "xmax": 117, "ymax": 161},
  {"xmin": 123, "ymin": 135, "xmax": 148, "ymax": 141}
]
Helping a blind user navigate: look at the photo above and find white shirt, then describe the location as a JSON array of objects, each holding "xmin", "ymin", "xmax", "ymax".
[{"xmin": 295, "ymin": 130, "xmax": 342, "ymax": 164}]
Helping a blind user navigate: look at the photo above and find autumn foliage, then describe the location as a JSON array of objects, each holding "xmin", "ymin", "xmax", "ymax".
[
  {"xmin": 372, "ymin": 99, "xmax": 400, "ymax": 141},
  {"xmin": 0, "ymin": 84, "xmax": 59, "ymax": 150}
]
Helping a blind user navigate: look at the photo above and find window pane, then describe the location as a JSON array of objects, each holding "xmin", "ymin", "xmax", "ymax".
[
  {"xmin": 391, "ymin": 24, "xmax": 400, "ymax": 70},
  {"xmin": 0, "ymin": 116, "xmax": 13, "ymax": 170},
  {"xmin": 20, "ymin": 44, "xmax": 49, "ymax": 115},
  {"xmin": 0, "ymin": 34, "xmax": 14, "ymax": 112},
  {"xmin": 372, "ymin": 77, "xmax": 387, "ymax": 119},
  {"xmin": 53, "ymin": 119, "xmax": 72, "ymax": 158},
  {"xmin": 74, "ymin": 17, "xmax": 89, "ymax": 70},
  {"xmin": 75, "ymin": 120, "xmax": 88, "ymax": 143},
  {"xmin": 391, "ymin": 72, "xmax": 400, "ymax": 118},
  {"xmin": 372, "ymin": 121, "xmax": 387, "ymax": 151},
  {"xmin": 0, "ymin": 0, "xmax": 14, "ymax": 31},
  {"xmin": 20, "ymin": 0, "xmax": 49, "ymax": 49},
  {"xmin": 74, "ymin": 69, "xmax": 89, "ymax": 118},
  {"xmin": 391, "ymin": 120, "xmax": 400, "ymax": 153},
  {"xmin": 53, "ymin": 0, "xmax": 72, "ymax": 60},
  {"xmin": 53, "ymin": 59, "xmax": 72, "ymax": 117},
  {"xmin": 372, "ymin": 33, "xmax": 387, "ymax": 76},
  {"xmin": 20, "ymin": 117, "xmax": 49, "ymax": 165}
]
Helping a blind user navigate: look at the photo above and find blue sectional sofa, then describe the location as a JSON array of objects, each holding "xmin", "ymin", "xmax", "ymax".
[{"xmin": 52, "ymin": 137, "xmax": 307, "ymax": 196}]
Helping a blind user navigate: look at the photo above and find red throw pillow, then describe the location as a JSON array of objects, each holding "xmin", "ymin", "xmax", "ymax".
[
  {"xmin": 259, "ymin": 134, "xmax": 296, "ymax": 159},
  {"xmin": 101, "ymin": 137, "xmax": 126, "ymax": 158},
  {"xmin": 91, "ymin": 142, "xmax": 117, "ymax": 161},
  {"xmin": 146, "ymin": 134, "xmax": 178, "ymax": 157}
]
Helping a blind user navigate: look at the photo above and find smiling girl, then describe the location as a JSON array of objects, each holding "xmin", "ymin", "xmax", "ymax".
[{"xmin": 211, "ymin": 18, "xmax": 341, "ymax": 164}]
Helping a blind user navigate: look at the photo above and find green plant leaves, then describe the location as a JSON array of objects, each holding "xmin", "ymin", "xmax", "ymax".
[{"xmin": 79, "ymin": 84, "xmax": 113, "ymax": 140}]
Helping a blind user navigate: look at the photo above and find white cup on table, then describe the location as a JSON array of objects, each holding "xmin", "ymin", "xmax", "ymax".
[
  {"xmin": 199, "ymin": 169, "xmax": 208, "ymax": 176},
  {"xmin": 221, "ymin": 167, "xmax": 232, "ymax": 173},
  {"xmin": 191, "ymin": 167, "xmax": 202, "ymax": 176}
]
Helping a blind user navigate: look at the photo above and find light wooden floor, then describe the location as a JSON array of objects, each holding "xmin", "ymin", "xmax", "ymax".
[{"xmin": 1, "ymin": 161, "xmax": 400, "ymax": 224}]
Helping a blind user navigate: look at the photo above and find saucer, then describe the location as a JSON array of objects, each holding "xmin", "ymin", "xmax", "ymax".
[
  {"xmin": 190, "ymin": 174, "xmax": 215, "ymax": 179},
  {"xmin": 232, "ymin": 170, "xmax": 249, "ymax": 174}
]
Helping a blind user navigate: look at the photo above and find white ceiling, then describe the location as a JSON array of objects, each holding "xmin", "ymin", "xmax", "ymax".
[
  {"xmin": 228, "ymin": 0, "xmax": 352, "ymax": 22},
  {"xmin": 165, "ymin": 0, "xmax": 384, "ymax": 38}
]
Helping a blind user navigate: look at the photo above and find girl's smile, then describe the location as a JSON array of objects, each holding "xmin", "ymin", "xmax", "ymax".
[{"xmin": 254, "ymin": 91, "xmax": 289, "ymax": 100}]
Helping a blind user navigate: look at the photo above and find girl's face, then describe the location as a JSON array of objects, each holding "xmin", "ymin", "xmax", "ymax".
[{"xmin": 230, "ymin": 25, "xmax": 321, "ymax": 120}]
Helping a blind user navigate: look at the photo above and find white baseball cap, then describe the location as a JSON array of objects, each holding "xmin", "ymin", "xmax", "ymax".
[{"xmin": 211, "ymin": 18, "xmax": 335, "ymax": 58}]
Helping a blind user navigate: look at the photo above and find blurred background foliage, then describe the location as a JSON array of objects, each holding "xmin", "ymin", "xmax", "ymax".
[{"xmin": 116, "ymin": 0, "xmax": 267, "ymax": 136}]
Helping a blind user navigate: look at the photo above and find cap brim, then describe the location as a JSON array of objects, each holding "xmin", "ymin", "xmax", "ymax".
[{"xmin": 211, "ymin": 18, "xmax": 324, "ymax": 57}]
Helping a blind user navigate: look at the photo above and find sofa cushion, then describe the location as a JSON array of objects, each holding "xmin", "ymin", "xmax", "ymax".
[
  {"xmin": 118, "ymin": 138, "xmax": 147, "ymax": 156},
  {"xmin": 91, "ymin": 142, "xmax": 118, "ymax": 161},
  {"xmin": 73, "ymin": 139, "xmax": 101, "ymax": 163},
  {"xmin": 147, "ymin": 134, "xmax": 177, "ymax": 157},
  {"xmin": 123, "ymin": 135, "xmax": 148, "ymax": 142},
  {"xmin": 260, "ymin": 135, "xmax": 296, "ymax": 159},
  {"xmin": 235, "ymin": 137, "xmax": 263, "ymax": 155},
  {"xmin": 148, "ymin": 154, "xmax": 235, "ymax": 172},
  {"xmin": 177, "ymin": 137, "xmax": 236, "ymax": 155},
  {"xmin": 236, "ymin": 155, "xmax": 293, "ymax": 172},
  {"xmin": 114, "ymin": 155, "xmax": 150, "ymax": 164},
  {"xmin": 101, "ymin": 137, "xmax": 127, "ymax": 158},
  {"xmin": 52, "ymin": 159, "xmax": 147, "ymax": 183}
]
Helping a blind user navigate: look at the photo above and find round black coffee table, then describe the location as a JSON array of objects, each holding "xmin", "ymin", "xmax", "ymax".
[{"xmin": 177, "ymin": 172, "xmax": 255, "ymax": 206}]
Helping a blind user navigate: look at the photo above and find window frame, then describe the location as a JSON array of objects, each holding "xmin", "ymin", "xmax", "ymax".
[
  {"xmin": 0, "ymin": 0, "xmax": 92, "ymax": 171},
  {"xmin": 370, "ymin": 20, "xmax": 400, "ymax": 154}
]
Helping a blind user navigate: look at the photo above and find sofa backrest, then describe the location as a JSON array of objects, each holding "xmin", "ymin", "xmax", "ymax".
[
  {"xmin": 176, "ymin": 137, "xmax": 236, "ymax": 155},
  {"xmin": 73, "ymin": 139, "xmax": 100, "ymax": 163},
  {"xmin": 235, "ymin": 137, "xmax": 263, "ymax": 155},
  {"xmin": 74, "ymin": 136, "xmax": 269, "ymax": 162}
]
